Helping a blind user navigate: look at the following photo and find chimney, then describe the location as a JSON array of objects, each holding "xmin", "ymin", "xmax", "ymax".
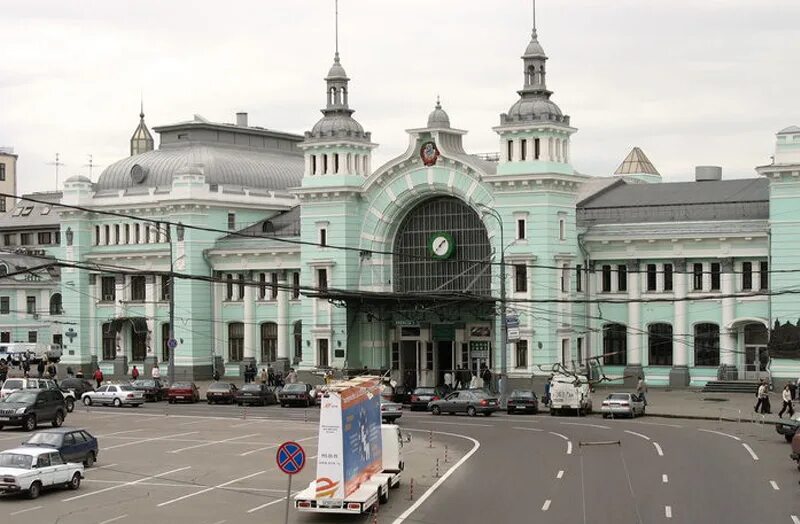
[
  {"xmin": 236, "ymin": 112, "xmax": 248, "ymax": 127},
  {"xmin": 695, "ymin": 165, "xmax": 722, "ymax": 182}
]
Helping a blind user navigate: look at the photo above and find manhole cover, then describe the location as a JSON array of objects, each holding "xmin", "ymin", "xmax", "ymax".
[{"xmin": 702, "ymin": 397, "xmax": 729, "ymax": 402}]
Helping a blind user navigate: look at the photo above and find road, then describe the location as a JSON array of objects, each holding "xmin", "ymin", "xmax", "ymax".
[{"xmin": 2, "ymin": 400, "xmax": 799, "ymax": 523}]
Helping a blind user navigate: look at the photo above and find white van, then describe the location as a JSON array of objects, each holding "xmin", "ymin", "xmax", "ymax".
[
  {"xmin": 549, "ymin": 374, "xmax": 592, "ymax": 416},
  {"xmin": 0, "ymin": 343, "xmax": 62, "ymax": 364}
]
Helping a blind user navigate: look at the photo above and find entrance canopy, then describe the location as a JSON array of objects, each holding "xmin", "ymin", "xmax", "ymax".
[{"xmin": 105, "ymin": 317, "xmax": 149, "ymax": 335}]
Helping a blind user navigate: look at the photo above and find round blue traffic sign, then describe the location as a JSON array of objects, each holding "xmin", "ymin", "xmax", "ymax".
[
  {"xmin": 276, "ymin": 441, "xmax": 306, "ymax": 475},
  {"xmin": 167, "ymin": 338, "xmax": 178, "ymax": 350}
]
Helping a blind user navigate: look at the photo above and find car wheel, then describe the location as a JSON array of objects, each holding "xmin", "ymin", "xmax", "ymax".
[
  {"xmin": 68, "ymin": 472, "xmax": 81, "ymax": 490},
  {"xmin": 113, "ymin": 398, "xmax": 122, "ymax": 408},
  {"xmin": 207, "ymin": 400, "xmax": 213, "ymax": 405},
  {"xmin": 467, "ymin": 406, "xmax": 476, "ymax": 417},
  {"xmin": 0, "ymin": 424, "xmax": 4, "ymax": 430},
  {"xmin": 85, "ymin": 451, "xmax": 96, "ymax": 467},
  {"xmin": 24, "ymin": 414, "xmax": 37, "ymax": 431},
  {"xmin": 431, "ymin": 405, "xmax": 441, "ymax": 416},
  {"xmin": 507, "ymin": 409, "xmax": 513, "ymax": 415},
  {"xmin": 786, "ymin": 434, "xmax": 794, "ymax": 443},
  {"xmin": 484, "ymin": 411, "xmax": 492, "ymax": 417},
  {"xmin": 83, "ymin": 396, "xmax": 92, "ymax": 406},
  {"xmin": 28, "ymin": 480, "xmax": 42, "ymax": 499},
  {"xmin": 52, "ymin": 410, "xmax": 64, "ymax": 427},
  {"xmin": 379, "ymin": 486, "xmax": 389, "ymax": 504},
  {"xmin": 65, "ymin": 398, "xmax": 75, "ymax": 413}
]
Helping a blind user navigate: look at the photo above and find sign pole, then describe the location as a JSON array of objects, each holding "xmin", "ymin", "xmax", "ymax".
[{"xmin": 284, "ymin": 474, "xmax": 292, "ymax": 524}]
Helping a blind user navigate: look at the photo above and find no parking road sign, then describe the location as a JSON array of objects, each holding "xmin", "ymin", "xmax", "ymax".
[{"xmin": 276, "ymin": 441, "xmax": 306, "ymax": 475}]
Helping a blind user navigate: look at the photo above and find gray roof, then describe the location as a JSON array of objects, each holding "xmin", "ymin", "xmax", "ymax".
[
  {"xmin": 0, "ymin": 193, "xmax": 62, "ymax": 230},
  {"xmin": 778, "ymin": 125, "xmax": 800, "ymax": 134},
  {"xmin": 427, "ymin": 99, "xmax": 451, "ymax": 129},
  {"xmin": 214, "ymin": 207, "xmax": 301, "ymax": 250}
]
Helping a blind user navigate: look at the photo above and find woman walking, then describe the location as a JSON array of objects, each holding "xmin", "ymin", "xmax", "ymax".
[{"xmin": 779, "ymin": 383, "xmax": 795, "ymax": 418}]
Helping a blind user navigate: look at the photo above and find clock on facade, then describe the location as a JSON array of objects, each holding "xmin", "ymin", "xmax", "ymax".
[{"xmin": 428, "ymin": 232, "xmax": 455, "ymax": 260}]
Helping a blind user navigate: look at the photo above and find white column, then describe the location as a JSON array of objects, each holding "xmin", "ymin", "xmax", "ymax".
[
  {"xmin": 626, "ymin": 260, "xmax": 642, "ymax": 366},
  {"xmin": 212, "ymin": 277, "xmax": 222, "ymax": 363},
  {"xmin": 89, "ymin": 277, "xmax": 97, "ymax": 361},
  {"xmin": 243, "ymin": 276, "xmax": 255, "ymax": 361},
  {"xmin": 672, "ymin": 260, "xmax": 688, "ymax": 367},
  {"xmin": 277, "ymin": 272, "xmax": 290, "ymax": 361},
  {"xmin": 145, "ymin": 275, "xmax": 156, "ymax": 358},
  {"xmin": 114, "ymin": 276, "xmax": 124, "ymax": 317},
  {"xmin": 721, "ymin": 258, "xmax": 736, "ymax": 367}
]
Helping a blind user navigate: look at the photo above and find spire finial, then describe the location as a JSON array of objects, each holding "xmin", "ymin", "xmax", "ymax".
[
  {"xmin": 436, "ymin": 94, "xmax": 441, "ymax": 109},
  {"xmin": 532, "ymin": 0, "xmax": 537, "ymax": 38},
  {"xmin": 335, "ymin": 0, "xmax": 339, "ymax": 55},
  {"xmin": 139, "ymin": 91, "xmax": 144, "ymax": 119}
]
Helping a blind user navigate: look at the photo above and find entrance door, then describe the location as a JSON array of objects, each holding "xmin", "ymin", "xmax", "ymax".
[
  {"xmin": 437, "ymin": 341, "xmax": 453, "ymax": 386},
  {"xmin": 400, "ymin": 340, "xmax": 418, "ymax": 388},
  {"xmin": 744, "ymin": 324, "xmax": 769, "ymax": 381},
  {"xmin": 317, "ymin": 339, "xmax": 329, "ymax": 368}
]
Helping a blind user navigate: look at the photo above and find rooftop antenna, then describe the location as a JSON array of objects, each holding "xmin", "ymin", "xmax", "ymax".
[
  {"xmin": 47, "ymin": 153, "xmax": 65, "ymax": 190},
  {"xmin": 335, "ymin": 0, "xmax": 339, "ymax": 56},
  {"xmin": 83, "ymin": 154, "xmax": 102, "ymax": 179}
]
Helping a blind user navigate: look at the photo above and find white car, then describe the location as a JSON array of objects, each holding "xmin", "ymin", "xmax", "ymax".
[
  {"xmin": 600, "ymin": 392, "xmax": 646, "ymax": 418},
  {"xmin": 0, "ymin": 447, "xmax": 83, "ymax": 499},
  {"xmin": 0, "ymin": 378, "xmax": 75, "ymax": 413},
  {"xmin": 81, "ymin": 385, "xmax": 144, "ymax": 407}
]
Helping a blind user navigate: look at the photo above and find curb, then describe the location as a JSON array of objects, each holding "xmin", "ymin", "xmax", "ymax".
[{"xmin": 645, "ymin": 412, "xmax": 780, "ymax": 426}]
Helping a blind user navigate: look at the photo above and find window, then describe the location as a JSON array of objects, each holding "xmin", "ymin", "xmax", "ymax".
[
  {"xmin": 3, "ymin": 233, "xmax": 15, "ymax": 246},
  {"xmin": 125, "ymin": 224, "xmax": 130, "ymax": 244},
  {"xmin": 515, "ymin": 340, "xmax": 528, "ymax": 368},
  {"xmin": 561, "ymin": 339, "xmax": 570, "ymax": 366},
  {"xmin": 55, "ymin": 231, "xmax": 60, "ymax": 245},
  {"xmin": 577, "ymin": 337, "xmax": 583, "ymax": 365},
  {"xmin": 0, "ymin": 331, "xmax": 8, "ymax": 343},
  {"xmin": 294, "ymin": 320, "xmax": 303, "ymax": 363},
  {"xmin": 576, "ymin": 265, "xmax": 582, "ymax": 292},
  {"xmin": 238, "ymin": 273, "xmax": 245, "ymax": 300},
  {"xmin": 520, "ymin": 139, "xmax": 527, "ymax": 161},
  {"xmin": 603, "ymin": 323, "xmax": 627, "ymax": 366},
  {"xmin": 507, "ymin": 139, "xmax": 514, "ymax": 161},
  {"xmin": 49, "ymin": 293, "xmax": 62, "ymax": 315},
  {"xmin": 104, "ymin": 225, "xmax": 110, "ymax": 245},
  {"xmin": 144, "ymin": 224, "xmax": 150, "ymax": 243},
  {"xmin": 317, "ymin": 268, "xmax": 328, "ymax": 291},
  {"xmin": 560, "ymin": 264, "xmax": 569, "ymax": 293},
  {"xmin": 317, "ymin": 339, "xmax": 330, "ymax": 367},
  {"xmin": 130, "ymin": 276, "xmax": 146, "ymax": 302},
  {"xmin": 36, "ymin": 454, "xmax": 50, "ymax": 469},
  {"xmin": 514, "ymin": 264, "xmax": 527, "ymax": 293},
  {"xmin": 52, "ymin": 334, "xmax": 62, "ymax": 347},
  {"xmin": 323, "ymin": 154, "xmax": 328, "ymax": 174},
  {"xmin": 228, "ymin": 322, "xmax": 244, "ymax": 362},
  {"xmin": 742, "ymin": 262, "xmax": 753, "ymax": 291},
  {"xmin": 292, "ymin": 272, "xmax": 300, "ymax": 299},
  {"xmin": 710, "ymin": 263, "xmax": 721, "ymax": 291},
  {"xmin": 601, "ymin": 265, "xmax": 612, "ymax": 292},
  {"xmin": 258, "ymin": 273, "xmax": 267, "ymax": 300},
  {"xmin": 101, "ymin": 276, "xmax": 116, "ymax": 301},
  {"xmin": 760, "ymin": 261, "xmax": 768, "ymax": 290},
  {"xmin": 693, "ymin": 263, "xmax": 703, "ymax": 291},
  {"xmin": 391, "ymin": 342, "xmax": 399, "ymax": 370},
  {"xmin": 161, "ymin": 323, "xmax": 171, "ymax": 362},
  {"xmin": 227, "ymin": 213, "xmax": 236, "ymax": 231},
  {"xmin": 114, "ymin": 225, "xmax": 120, "ymax": 244},
  {"xmin": 319, "ymin": 228, "xmax": 327, "ymax": 247},
  {"xmin": 516, "ymin": 219, "xmax": 526, "ymax": 240},
  {"xmin": 0, "ymin": 163, "xmax": 4, "ymax": 181},
  {"xmin": 648, "ymin": 323, "xmax": 673, "ymax": 366},
  {"xmin": 20, "ymin": 232, "xmax": 31, "ymax": 245},
  {"xmin": 617, "ymin": 264, "xmax": 627, "ymax": 292},
  {"xmin": 134, "ymin": 223, "xmax": 140, "ymax": 243},
  {"xmin": 161, "ymin": 276, "xmax": 170, "ymax": 301},
  {"xmin": 534, "ymin": 138, "xmax": 541, "ymax": 159},
  {"xmin": 311, "ymin": 155, "xmax": 317, "ymax": 175},
  {"xmin": 558, "ymin": 218, "xmax": 566, "ymax": 241},
  {"xmin": 102, "ymin": 324, "xmax": 116, "ymax": 361},
  {"xmin": 21, "ymin": 206, "xmax": 33, "ymax": 216},
  {"xmin": 646, "ymin": 264, "xmax": 657, "ymax": 291},
  {"xmin": 333, "ymin": 153, "xmax": 340, "ymax": 174},
  {"xmin": 28, "ymin": 331, "xmax": 37, "ymax": 343},
  {"xmin": 0, "ymin": 198, "xmax": 6, "ymax": 213},
  {"xmin": 132, "ymin": 329, "xmax": 147, "ymax": 361},
  {"xmin": 226, "ymin": 274, "xmax": 234, "ymax": 301},
  {"xmin": 0, "ymin": 297, "xmax": 8, "ymax": 314},
  {"xmin": 0, "ymin": 265, "xmax": 5, "ymax": 277},
  {"xmin": 26, "ymin": 296, "xmax": 36, "ymax": 314},
  {"xmin": 694, "ymin": 323, "xmax": 720, "ymax": 366},
  {"xmin": 261, "ymin": 322, "xmax": 277, "ymax": 363},
  {"xmin": 425, "ymin": 342, "xmax": 433, "ymax": 370},
  {"xmin": 271, "ymin": 272, "xmax": 279, "ymax": 300},
  {"xmin": 664, "ymin": 264, "xmax": 673, "ymax": 291}
]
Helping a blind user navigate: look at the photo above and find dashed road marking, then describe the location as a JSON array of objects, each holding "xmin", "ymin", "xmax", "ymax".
[
  {"xmin": 556, "ymin": 470, "xmax": 564, "ymax": 479},
  {"xmin": 770, "ymin": 480, "xmax": 780, "ymax": 491},
  {"xmin": 698, "ymin": 428, "xmax": 741, "ymax": 441},
  {"xmin": 653, "ymin": 442, "xmax": 664, "ymax": 456},
  {"xmin": 247, "ymin": 492, "xmax": 301, "ymax": 513},
  {"xmin": 665, "ymin": 506, "xmax": 672, "ymax": 519},
  {"xmin": 791, "ymin": 515, "xmax": 800, "ymax": 524},
  {"xmin": 63, "ymin": 466, "xmax": 191, "ymax": 502},
  {"xmin": 560, "ymin": 422, "xmax": 610, "ymax": 430},
  {"xmin": 624, "ymin": 430, "xmax": 651, "ymax": 441},
  {"xmin": 95, "ymin": 429, "xmax": 147, "ymax": 437},
  {"xmin": 169, "ymin": 433, "xmax": 260, "ymax": 454},
  {"xmin": 548, "ymin": 432, "xmax": 572, "ymax": 455},
  {"xmin": 567, "ymin": 441, "xmax": 573, "ymax": 455},
  {"xmin": 10, "ymin": 506, "xmax": 42, "ymax": 516},
  {"xmin": 662, "ymin": 474, "xmax": 669, "ymax": 483},
  {"xmin": 98, "ymin": 515, "xmax": 128, "ymax": 524},
  {"xmin": 512, "ymin": 426, "xmax": 544, "ymax": 432},
  {"xmin": 414, "ymin": 421, "xmax": 493, "ymax": 428},
  {"xmin": 542, "ymin": 500, "xmax": 551, "ymax": 511},
  {"xmin": 104, "ymin": 431, "xmax": 199, "ymax": 450},
  {"xmin": 549, "ymin": 431, "xmax": 569, "ymax": 441},
  {"xmin": 157, "ymin": 469, "xmax": 266, "ymax": 507},
  {"xmin": 742, "ymin": 443, "xmax": 759, "ymax": 461},
  {"xmin": 239, "ymin": 435, "xmax": 316, "ymax": 457}
]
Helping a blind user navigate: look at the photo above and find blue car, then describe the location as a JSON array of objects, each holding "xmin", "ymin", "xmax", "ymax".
[{"xmin": 21, "ymin": 427, "xmax": 99, "ymax": 467}]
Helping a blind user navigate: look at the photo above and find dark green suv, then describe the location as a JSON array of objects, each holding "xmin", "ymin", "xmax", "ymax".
[{"xmin": 0, "ymin": 389, "xmax": 67, "ymax": 431}]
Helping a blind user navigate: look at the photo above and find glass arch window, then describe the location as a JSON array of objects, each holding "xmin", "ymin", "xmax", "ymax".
[
  {"xmin": 261, "ymin": 322, "xmax": 277, "ymax": 363},
  {"xmin": 603, "ymin": 323, "xmax": 627, "ymax": 366},
  {"xmin": 648, "ymin": 323, "xmax": 673, "ymax": 366},
  {"xmin": 694, "ymin": 323, "xmax": 720, "ymax": 366},
  {"xmin": 294, "ymin": 320, "xmax": 302, "ymax": 364},
  {"xmin": 49, "ymin": 293, "xmax": 62, "ymax": 315}
]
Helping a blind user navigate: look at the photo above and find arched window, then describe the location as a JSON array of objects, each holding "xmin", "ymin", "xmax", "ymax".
[
  {"xmin": 260, "ymin": 322, "xmax": 277, "ymax": 363},
  {"xmin": 162, "ymin": 322, "xmax": 171, "ymax": 363},
  {"xmin": 49, "ymin": 293, "xmax": 62, "ymax": 315},
  {"xmin": 694, "ymin": 323, "xmax": 720, "ymax": 366},
  {"xmin": 102, "ymin": 323, "xmax": 115, "ymax": 361},
  {"xmin": 228, "ymin": 322, "xmax": 244, "ymax": 362},
  {"xmin": 294, "ymin": 320, "xmax": 302, "ymax": 364},
  {"xmin": 603, "ymin": 323, "xmax": 627, "ymax": 366},
  {"xmin": 0, "ymin": 265, "xmax": 7, "ymax": 277},
  {"xmin": 648, "ymin": 323, "xmax": 672, "ymax": 366}
]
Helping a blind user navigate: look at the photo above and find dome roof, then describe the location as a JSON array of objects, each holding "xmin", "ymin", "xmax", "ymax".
[
  {"xmin": 65, "ymin": 174, "xmax": 92, "ymax": 184},
  {"xmin": 310, "ymin": 114, "xmax": 365, "ymax": 138},
  {"xmin": 506, "ymin": 96, "xmax": 563, "ymax": 122},
  {"xmin": 96, "ymin": 144, "xmax": 303, "ymax": 192},
  {"xmin": 523, "ymin": 30, "xmax": 546, "ymax": 57},
  {"xmin": 427, "ymin": 99, "xmax": 451, "ymax": 129},
  {"xmin": 326, "ymin": 53, "xmax": 348, "ymax": 80}
]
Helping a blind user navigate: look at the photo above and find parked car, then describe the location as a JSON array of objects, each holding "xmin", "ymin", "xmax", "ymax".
[
  {"xmin": 409, "ymin": 386, "xmax": 447, "ymax": 411},
  {"xmin": 380, "ymin": 397, "xmax": 403, "ymax": 423},
  {"xmin": 59, "ymin": 378, "xmax": 95, "ymax": 399},
  {"xmin": 776, "ymin": 412, "xmax": 800, "ymax": 442},
  {"xmin": 235, "ymin": 384, "xmax": 278, "ymax": 406},
  {"xmin": 390, "ymin": 384, "xmax": 414, "ymax": 405},
  {"xmin": 130, "ymin": 379, "xmax": 168, "ymax": 401},
  {"xmin": 0, "ymin": 378, "xmax": 75, "ymax": 413},
  {"xmin": 429, "ymin": 389, "xmax": 499, "ymax": 417},
  {"xmin": 0, "ymin": 447, "xmax": 83, "ymax": 498},
  {"xmin": 279, "ymin": 383, "xmax": 314, "ymax": 407},
  {"xmin": 21, "ymin": 428, "xmax": 99, "ymax": 467},
  {"xmin": 507, "ymin": 389, "xmax": 539, "ymax": 414},
  {"xmin": 167, "ymin": 382, "xmax": 200, "ymax": 404},
  {"xmin": 791, "ymin": 431, "xmax": 800, "ymax": 470},
  {"xmin": 206, "ymin": 382, "xmax": 238, "ymax": 404},
  {"xmin": 80, "ymin": 385, "xmax": 144, "ymax": 407},
  {"xmin": 0, "ymin": 389, "xmax": 67, "ymax": 431},
  {"xmin": 600, "ymin": 393, "xmax": 645, "ymax": 419}
]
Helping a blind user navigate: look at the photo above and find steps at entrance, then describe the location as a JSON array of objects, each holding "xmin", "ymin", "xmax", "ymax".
[{"xmin": 701, "ymin": 380, "xmax": 761, "ymax": 394}]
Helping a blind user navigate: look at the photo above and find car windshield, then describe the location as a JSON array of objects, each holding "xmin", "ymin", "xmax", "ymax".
[
  {"xmin": 470, "ymin": 390, "xmax": 491, "ymax": 399},
  {"xmin": 608, "ymin": 394, "xmax": 630, "ymax": 400},
  {"xmin": 3, "ymin": 391, "xmax": 37, "ymax": 403},
  {"xmin": 0, "ymin": 453, "xmax": 33, "ymax": 469},
  {"xmin": 132, "ymin": 380, "xmax": 155, "ymax": 387},
  {"xmin": 24, "ymin": 432, "xmax": 62, "ymax": 446},
  {"xmin": 208, "ymin": 383, "xmax": 230, "ymax": 391},
  {"xmin": 118, "ymin": 385, "xmax": 136, "ymax": 392},
  {"xmin": 283, "ymin": 384, "xmax": 306, "ymax": 392},
  {"xmin": 511, "ymin": 390, "xmax": 534, "ymax": 398},
  {"xmin": 241, "ymin": 384, "xmax": 261, "ymax": 391},
  {"xmin": 2, "ymin": 379, "xmax": 23, "ymax": 390},
  {"xmin": 414, "ymin": 388, "xmax": 435, "ymax": 395}
]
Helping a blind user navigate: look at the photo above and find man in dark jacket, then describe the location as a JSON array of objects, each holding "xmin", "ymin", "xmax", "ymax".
[{"xmin": 481, "ymin": 366, "xmax": 493, "ymax": 392}]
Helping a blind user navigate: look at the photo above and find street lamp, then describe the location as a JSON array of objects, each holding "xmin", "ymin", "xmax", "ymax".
[
  {"xmin": 166, "ymin": 222, "xmax": 184, "ymax": 384},
  {"xmin": 476, "ymin": 203, "xmax": 507, "ymax": 402}
]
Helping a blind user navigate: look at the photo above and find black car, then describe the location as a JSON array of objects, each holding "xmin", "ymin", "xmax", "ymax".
[
  {"xmin": 22, "ymin": 427, "xmax": 99, "ymax": 467},
  {"xmin": 59, "ymin": 378, "xmax": 94, "ymax": 398},
  {"xmin": 235, "ymin": 384, "xmax": 278, "ymax": 406},
  {"xmin": 409, "ymin": 386, "xmax": 447, "ymax": 411},
  {"xmin": 506, "ymin": 389, "xmax": 539, "ymax": 414},
  {"xmin": 0, "ymin": 389, "xmax": 67, "ymax": 431},
  {"xmin": 130, "ymin": 379, "xmax": 168, "ymax": 401},
  {"xmin": 776, "ymin": 413, "xmax": 800, "ymax": 442},
  {"xmin": 207, "ymin": 382, "xmax": 238, "ymax": 404},
  {"xmin": 279, "ymin": 383, "xmax": 314, "ymax": 407}
]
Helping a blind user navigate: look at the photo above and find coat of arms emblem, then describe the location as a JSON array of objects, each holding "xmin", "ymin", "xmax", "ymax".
[{"xmin": 420, "ymin": 141, "xmax": 440, "ymax": 166}]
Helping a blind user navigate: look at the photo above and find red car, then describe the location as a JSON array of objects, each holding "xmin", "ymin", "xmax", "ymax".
[{"xmin": 167, "ymin": 382, "xmax": 200, "ymax": 404}]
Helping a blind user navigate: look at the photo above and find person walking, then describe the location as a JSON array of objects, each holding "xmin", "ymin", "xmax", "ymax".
[
  {"xmin": 212, "ymin": 368, "xmax": 220, "ymax": 381},
  {"xmin": 779, "ymin": 384, "xmax": 795, "ymax": 418},
  {"xmin": 286, "ymin": 368, "xmax": 298, "ymax": 384},
  {"xmin": 544, "ymin": 376, "xmax": 552, "ymax": 407},
  {"xmin": 444, "ymin": 370, "xmax": 453, "ymax": 392},
  {"xmin": 636, "ymin": 376, "xmax": 648, "ymax": 406},
  {"xmin": 0, "ymin": 358, "xmax": 8, "ymax": 383},
  {"xmin": 453, "ymin": 365, "xmax": 463, "ymax": 390},
  {"xmin": 260, "ymin": 368, "xmax": 268, "ymax": 385},
  {"xmin": 152, "ymin": 364, "xmax": 160, "ymax": 379},
  {"xmin": 66, "ymin": 366, "xmax": 74, "ymax": 378},
  {"xmin": 755, "ymin": 380, "xmax": 768, "ymax": 413},
  {"xmin": 47, "ymin": 361, "xmax": 57, "ymax": 381},
  {"xmin": 37, "ymin": 359, "xmax": 45, "ymax": 378},
  {"xmin": 93, "ymin": 368, "xmax": 104, "ymax": 389},
  {"xmin": 481, "ymin": 366, "xmax": 493, "ymax": 393},
  {"xmin": 469, "ymin": 371, "xmax": 482, "ymax": 389},
  {"xmin": 267, "ymin": 365, "xmax": 275, "ymax": 386},
  {"xmin": 131, "ymin": 365, "xmax": 139, "ymax": 381}
]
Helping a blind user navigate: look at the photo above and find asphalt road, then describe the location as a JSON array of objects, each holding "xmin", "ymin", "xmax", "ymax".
[{"xmin": 2, "ymin": 400, "xmax": 799, "ymax": 524}]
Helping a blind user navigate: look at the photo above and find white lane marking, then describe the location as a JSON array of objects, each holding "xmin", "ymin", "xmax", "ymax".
[
  {"xmin": 10, "ymin": 506, "xmax": 42, "ymax": 516},
  {"xmin": 168, "ymin": 433, "xmax": 259, "ymax": 454},
  {"xmin": 653, "ymin": 442, "xmax": 664, "ymax": 456},
  {"xmin": 95, "ymin": 429, "xmax": 147, "ymax": 438},
  {"xmin": 542, "ymin": 499, "xmax": 551, "ymax": 511},
  {"xmin": 209, "ymin": 521, "xmax": 227, "ymax": 524},
  {"xmin": 247, "ymin": 492, "xmax": 300, "ymax": 513},
  {"xmin": 742, "ymin": 443, "xmax": 759, "ymax": 461},
  {"xmin": 624, "ymin": 430, "xmax": 651, "ymax": 441},
  {"xmin": 104, "ymin": 431, "xmax": 199, "ymax": 450},
  {"xmin": 548, "ymin": 431, "xmax": 572, "ymax": 455},
  {"xmin": 157, "ymin": 469, "xmax": 266, "ymax": 507},
  {"xmin": 549, "ymin": 431, "xmax": 569, "ymax": 441},
  {"xmin": 84, "ymin": 479, "xmax": 287, "ymax": 492},
  {"xmin": 71, "ymin": 408, "xmax": 319, "ymax": 427},
  {"xmin": 662, "ymin": 474, "xmax": 669, "ymax": 483},
  {"xmin": 239, "ymin": 435, "xmax": 316, "ymax": 457},
  {"xmin": 770, "ymin": 480, "xmax": 780, "ymax": 491},
  {"xmin": 391, "ymin": 429, "xmax": 480, "ymax": 524},
  {"xmin": 63, "ymin": 466, "xmax": 191, "ymax": 502},
  {"xmin": 556, "ymin": 470, "xmax": 564, "ymax": 479},
  {"xmin": 631, "ymin": 421, "xmax": 683, "ymax": 428},
  {"xmin": 791, "ymin": 515, "xmax": 800, "ymax": 524},
  {"xmin": 230, "ymin": 421, "xmax": 257, "ymax": 428},
  {"xmin": 93, "ymin": 463, "xmax": 118, "ymax": 470},
  {"xmin": 99, "ymin": 515, "xmax": 128, "ymax": 524},
  {"xmin": 560, "ymin": 422, "xmax": 610, "ymax": 430},
  {"xmin": 414, "ymin": 420, "xmax": 492, "ymax": 428},
  {"xmin": 512, "ymin": 426, "xmax": 543, "ymax": 432},
  {"xmin": 175, "ymin": 419, "xmax": 207, "ymax": 426},
  {"xmin": 567, "ymin": 441, "xmax": 573, "ymax": 455},
  {"xmin": 698, "ymin": 428, "xmax": 741, "ymax": 441},
  {"xmin": 665, "ymin": 506, "xmax": 672, "ymax": 519}
]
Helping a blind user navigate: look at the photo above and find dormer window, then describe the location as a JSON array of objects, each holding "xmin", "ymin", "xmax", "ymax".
[{"xmin": 20, "ymin": 207, "xmax": 33, "ymax": 216}]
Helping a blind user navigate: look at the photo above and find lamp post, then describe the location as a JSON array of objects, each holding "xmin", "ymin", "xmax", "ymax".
[
  {"xmin": 166, "ymin": 221, "xmax": 184, "ymax": 385},
  {"xmin": 477, "ymin": 204, "xmax": 507, "ymax": 402}
]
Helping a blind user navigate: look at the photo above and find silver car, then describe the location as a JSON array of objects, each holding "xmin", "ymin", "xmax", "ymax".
[
  {"xmin": 600, "ymin": 392, "xmax": 645, "ymax": 418},
  {"xmin": 380, "ymin": 398, "xmax": 403, "ymax": 423},
  {"xmin": 81, "ymin": 385, "xmax": 144, "ymax": 407}
]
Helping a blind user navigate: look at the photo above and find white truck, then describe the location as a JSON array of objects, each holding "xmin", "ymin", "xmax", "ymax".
[
  {"xmin": 549, "ymin": 373, "xmax": 593, "ymax": 416},
  {"xmin": 294, "ymin": 376, "xmax": 405, "ymax": 515},
  {"xmin": 0, "ymin": 343, "xmax": 62, "ymax": 364}
]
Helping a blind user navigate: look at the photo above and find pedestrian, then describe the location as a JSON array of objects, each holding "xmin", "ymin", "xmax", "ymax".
[
  {"xmin": 755, "ymin": 380, "xmax": 769, "ymax": 414},
  {"xmin": 152, "ymin": 363, "xmax": 160, "ymax": 379},
  {"xmin": 636, "ymin": 375, "xmax": 648, "ymax": 406},
  {"xmin": 47, "ymin": 362, "xmax": 57, "ymax": 381},
  {"xmin": 444, "ymin": 370, "xmax": 453, "ymax": 391},
  {"xmin": 212, "ymin": 368, "xmax": 220, "ymax": 381},
  {"xmin": 66, "ymin": 365, "xmax": 74, "ymax": 378},
  {"xmin": 453, "ymin": 365, "xmax": 463, "ymax": 389},
  {"xmin": 268, "ymin": 365, "xmax": 275, "ymax": 386},
  {"xmin": 131, "ymin": 365, "xmax": 139, "ymax": 381},
  {"xmin": 76, "ymin": 369, "xmax": 84, "ymax": 379},
  {"xmin": 37, "ymin": 359, "xmax": 45, "ymax": 378},
  {"xmin": 0, "ymin": 358, "xmax": 7, "ymax": 383},
  {"xmin": 260, "ymin": 368, "xmax": 268, "ymax": 385},
  {"xmin": 780, "ymin": 384, "xmax": 795, "ymax": 418},
  {"xmin": 469, "ymin": 371, "xmax": 482, "ymax": 389},
  {"xmin": 481, "ymin": 366, "xmax": 493, "ymax": 393},
  {"xmin": 22, "ymin": 358, "xmax": 30, "ymax": 377},
  {"xmin": 286, "ymin": 367, "xmax": 298, "ymax": 384},
  {"xmin": 93, "ymin": 367, "xmax": 104, "ymax": 389},
  {"xmin": 544, "ymin": 376, "xmax": 552, "ymax": 407}
]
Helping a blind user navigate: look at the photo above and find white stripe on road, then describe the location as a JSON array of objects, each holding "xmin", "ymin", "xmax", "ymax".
[
  {"xmin": 10, "ymin": 506, "xmax": 42, "ymax": 516},
  {"xmin": 770, "ymin": 480, "xmax": 780, "ymax": 491},
  {"xmin": 549, "ymin": 432, "xmax": 569, "ymax": 441},
  {"xmin": 98, "ymin": 515, "xmax": 128, "ymax": 524},
  {"xmin": 168, "ymin": 433, "xmax": 259, "ymax": 454},
  {"xmin": 624, "ymin": 430, "xmax": 651, "ymax": 441},
  {"xmin": 556, "ymin": 470, "xmax": 564, "ymax": 479},
  {"xmin": 631, "ymin": 421, "xmax": 683, "ymax": 428},
  {"xmin": 548, "ymin": 432, "xmax": 572, "ymax": 455},
  {"xmin": 247, "ymin": 492, "xmax": 301, "ymax": 513},
  {"xmin": 791, "ymin": 515, "xmax": 800, "ymax": 524},
  {"xmin": 95, "ymin": 429, "xmax": 147, "ymax": 438},
  {"xmin": 239, "ymin": 435, "xmax": 316, "ymax": 457},
  {"xmin": 698, "ymin": 429, "xmax": 741, "ymax": 441},
  {"xmin": 157, "ymin": 470, "xmax": 266, "ymax": 507},
  {"xmin": 567, "ymin": 441, "xmax": 573, "ymax": 455},
  {"xmin": 104, "ymin": 431, "xmax": 199, "ymax": 450},
  {"xmin": 414, "ymin": 420, "xmax": 492, "ymax": 428},
  {"xmin": 512, "ymin": 426, "xmax": 543, "ymax": 432},
  {"xmin": 63, "ymin": 466, "xmax": 191, "ymax": 502},
  {"xmin": 93, "ymin": 463, "xmax": 118, "ymax": 470},
  {"xmin": 742, "ymin": 443, "xmax": 759, "ymax": 461},
  {"xmin": 665, "ymin": 506, "xmax": 672, "ymax": 519},
  {"xmin": 653, "ymin": 442, "xmax": 664, "ymax": 456},
  {"xmin": 560, "ymin": 422, "xmax": 610, "ymax": 429},
  {"xmin": 542, "ymin": 500, "xmax": 551, "ymax": 511},
  {"xmin": 662, "ymin": 474, "xmax": 669, "ymax": 483}
]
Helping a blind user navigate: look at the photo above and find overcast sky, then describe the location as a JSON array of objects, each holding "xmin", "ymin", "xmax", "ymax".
[{"xmin": 0, "ymin": 0, "xmax": 798, "ymax": 195}]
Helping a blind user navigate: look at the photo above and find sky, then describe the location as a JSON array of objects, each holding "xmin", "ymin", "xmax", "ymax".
[{"xmin": 0, "ymin": 0, "xmax": 798, "ymax": 195}]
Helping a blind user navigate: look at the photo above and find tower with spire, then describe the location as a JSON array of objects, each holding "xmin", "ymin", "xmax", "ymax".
[{"xmin": 130, "ymin": 101, "xmax": 154, "ymax": 157}]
